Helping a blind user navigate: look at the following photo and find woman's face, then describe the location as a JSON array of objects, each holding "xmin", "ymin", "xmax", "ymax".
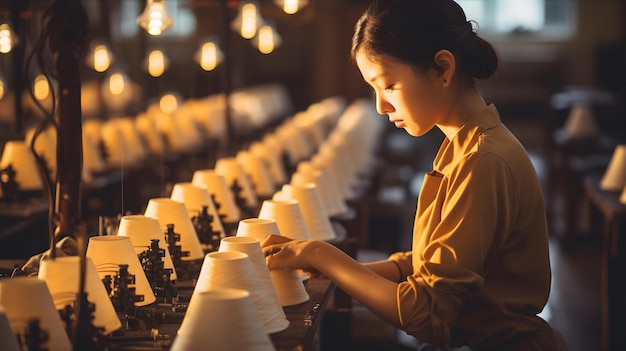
[{"xmin": 356, "ymin": 51, "xmax": 448, "ymax": 137}]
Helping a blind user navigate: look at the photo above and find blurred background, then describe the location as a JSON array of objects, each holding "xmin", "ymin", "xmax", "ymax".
[{"xmin": 0, "ymin": 0, "xmax": 624, "ymax": 350}]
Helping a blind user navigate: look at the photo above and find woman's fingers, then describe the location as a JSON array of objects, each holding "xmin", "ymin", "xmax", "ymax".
[
  {"xmin": 264, "ymin": 244, "xmax": 284, "ymax": 270},
  {"xmin": 263, "ymin": 245, "xmax": 282, "ymax": 258},
  {"xmin": 261, "ymin": 234, "xmax": 292, "ymax": 247}
]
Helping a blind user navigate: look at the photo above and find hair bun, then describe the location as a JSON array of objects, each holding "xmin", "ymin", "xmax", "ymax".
[{"xmin": 463, "ymin": 35, "xmax": 498, "ymax": 80}]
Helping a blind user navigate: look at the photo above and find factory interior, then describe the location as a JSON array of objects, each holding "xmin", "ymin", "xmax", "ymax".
[{"xmin": 0, "ymin": 0, "xmax": 625, "ymax": 350}]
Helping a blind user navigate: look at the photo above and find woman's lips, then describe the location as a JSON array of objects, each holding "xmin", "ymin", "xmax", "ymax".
[{"xmin": 391, "ymin": 120, "xmax": 405, "ymax": 128}]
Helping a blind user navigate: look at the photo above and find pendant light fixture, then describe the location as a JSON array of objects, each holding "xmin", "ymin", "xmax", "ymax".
[
  {"xmin": 85, "ymin": 40, "xmax": 113, "ymax": 73},
  {"xmin": 273, "ymin": 0, "xmax": 309, "ymax": 15},
  {"xmin": 144, "ymin": 49, "xmax": 169, "ymax": 77},
  {"xmin": 194, "ymin": 37, "xmax": 224, "ymax": 71},
  {"xmin": 253, "ymin": 21, "xmax": 282, "ymax": 55},
  {"xmin": 137, "ymin": 0, "xmax": 174, "ymax": 36},
  {"xmin": 231, "ymin": 1, "xmax": 265, "ymax": 40},
  {"xmin": 0, "ymin": 22, "xmax": 18, "ymax": 54}
]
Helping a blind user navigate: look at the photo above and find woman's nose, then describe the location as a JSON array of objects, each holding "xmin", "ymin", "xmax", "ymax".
[{"xmin": 375, "ymin": 94, "xmax": 394, "ymax": 115}]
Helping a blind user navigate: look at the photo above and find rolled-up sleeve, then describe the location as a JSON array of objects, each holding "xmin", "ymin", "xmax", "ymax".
[{"xmin": 388, "ymin": 251, "xmax": 413, "ymax": 280}]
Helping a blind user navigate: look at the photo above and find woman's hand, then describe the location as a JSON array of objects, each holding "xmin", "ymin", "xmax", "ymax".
[
  {"xmin": 263, "ymin": 235, "xmax": 401, "ymax": 328},
  {"xmin": 261, "ymin": 235, "xmax": 322, "ymax": 277}
]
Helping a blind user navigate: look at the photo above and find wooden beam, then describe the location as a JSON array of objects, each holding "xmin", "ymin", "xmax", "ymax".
[{"xmin": 45, "ymin": 0, "xmax": 88, "ymax": 239}]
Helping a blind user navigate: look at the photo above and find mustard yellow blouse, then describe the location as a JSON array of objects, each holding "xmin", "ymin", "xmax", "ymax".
[{"xmin": 389, "ymin": 104, "xmax": 553, "ymax": 349}]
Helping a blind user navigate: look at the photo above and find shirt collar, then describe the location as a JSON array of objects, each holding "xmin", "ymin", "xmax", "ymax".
[{"xmin": 432, "ymin": 104, "xmax": 501, "ymax": 173}]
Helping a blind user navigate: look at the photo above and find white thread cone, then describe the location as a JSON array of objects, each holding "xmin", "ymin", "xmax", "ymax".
[
  {"xmin": 269, "ymin": 269, "xmax": 310, "ymax": 306},
  {"xmin": 0, "ymin": 306, "xmax": 21, "ymax": 351},
  {"xmin": 218, "ymin": 236, "xmax": 289, "ymax": 333},
  {"xmin": 276, "ymin": 119, "xmax": 315, "ymax": 164},
  {"xmin": 263, "ymin": 134, "xmax": 288, "ymax": 184},
  {"xmin": 171, "ymin": 288, "xmax": 275, "ymax": 351},
  {"xmin": 237, "ymin": 150, "xmax": 276, "ymax": 198},
  {"xmin": 86, "ymin": 235, "xmax": 157, "ymax": 306},
  {"xmin": 564, "ymin": 104, "xmax": 598, "ymax": 140},
  {"xmin": 0, "ymin": 140, "xmax": 43, "ymax": 191},
  {"xmin": 117, "ymin": 214, "xmax": 178, "ymax": 280},
  {"xmin": 236, "ymin": 218, "xmax": 281, "ymax": 242},
  {"xmin": 117, "ymin": 117, "xmax": 147, "ymax": 162},
  {"xmin": 0, "ymin": 277, "xmax": 72, "ymax": 351},
  {"xmin": 191, "ymin": 169, "xmax": 241, "ymax": 223},
  {"xmin": 101, "ymin": 119, "xmax": 134, "ymax": 166},
  {"xmin": 173, "ymin": 107, "xmax": 204, "ymax": 151},
  {"xmin": 258, "ymin": 199, "xmax": 312, "ymax": 240},
  {"xmin": 237, "ymin": 217, "xmax": 310, "ymax": 306},
  {"xmin": 295, "ymin": 107, "xmax": 328, "ymax": 149},
  {"xmin": 193, "ymin": 251, "xmax": 285, "ymax": 333},
  {"xmin": 215, "ymin": 157, "xmax": 259, "ymax": 208},
  {"xmin": 600, "ymin": 144, "xmax": 626, "ymax": 191},
  {"xmin": 316, "ymin": 142, "xmax": 356, "ymax": 200},
  {"xmin": 302, "ymin": 160, "xmax": 349, "ymax": 215},
  {"xmin": 328, "ymin": 132, "xmax": 361, "ymax": 193},
  {"xmin": 136, "ymin": 112, "xmax": 165, "ymax": 155},
  {"xmin": 170, "ymin": 182, "xmax": 226, "ymax": 239},
  {"xmin": 291, "ymin": 167, "xmax": 348, "ymax": 217},
  {"xmin": 276, "ymin": 183, "xmax": 336, "ymax": 241},
  {"xmin": 144, "ymin": 198, "xmax": 205, "ymax": 260},
  {"xmin": 38, "ymin": 256, "xmax": 122, "ymax": 335},
  {"xmin": 250, "ymin": 141, "xmax": 287, "ymax": 186}
]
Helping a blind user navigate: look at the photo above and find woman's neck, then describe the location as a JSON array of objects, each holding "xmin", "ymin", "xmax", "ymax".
[{"xmin": 437, "ymin": 85, "xmax": 488, "ymax": 140}]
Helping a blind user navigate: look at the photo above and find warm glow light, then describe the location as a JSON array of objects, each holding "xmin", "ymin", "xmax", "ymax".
[
  {"xmin": 137, "ymin": 0, "xmax": 174, "ymax": 36},
  {"xmin": 148, "ymin": 50, "xmax": 166, "ymax": 77},
  {"xmin": 253, "ymin": 22, "xmax": 281, "ymax": 55},
  {"xmin": 109, "ymin": 73, "xmax": 125, "ymax": 95},
  {"xmin": 195, "ymin": 38, "xmax": 224, "ymax": 71},
  {"xmin": 33, "ymin": 75, "xmax": 50, "ymax": 101},
  {"xmin": 283, "ymin": 0, "xmax": 299, "ymax": 14},
  {"xmin": 257, "ymin": 26, "xmax": 275, "ymax": 54},
  {"xmin": 160, "ymin": 93, "xmax": 178, "ymax": 114},
  {"xmin": 200, "ymin": 43, "xmax": 218, "ymax": 71},
  {"xmin": 241, "ymin": 3, "xmax": 258, "ymax": 39},
  {"xmin": 0, "ymin": 79, "xmax": 5, "ymax": 100},
  {"xmin": 0, "ymin": 23, "xmax": 16, "ymax": 54},
  {"xmin": 274, "ymin": 0, "xmax": 308, "ymax": 15},
  {"xmin": 93, "ymin": 44, "xmax": 111, "ymax": 72}
]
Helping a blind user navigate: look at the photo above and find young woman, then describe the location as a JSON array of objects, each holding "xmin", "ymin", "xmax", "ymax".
[{"xmin": 263, "ymin": 0, "xmax": 564, "ymax": 349}]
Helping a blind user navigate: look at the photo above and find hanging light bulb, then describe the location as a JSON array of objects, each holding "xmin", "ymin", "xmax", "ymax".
[
  {"xmin": 101, "ymin": 69, "xmax": 137, "ymax": 115},
  {"xmin": 145, "ymin": 49, "xmax": 169, "ymax": 77},
  {"xmin": 253, "ymin": 22, "xmax": 282, "ymax": 55},
  {"xmin": 194, "ymin": 37, "xmax": 224, "ymax": 71},
  {"xmin": 231, "ymin": 1, "xmax": 265, "ymax": 40},
  {"xmin": 109, "ymin": 73, "xmax": 126, "ymax": 96},
  {"xmin": 93, "ymin": 45, "xmax": 112, "ymax": 72},
  {"xmin": 85, "ymin": 41, "xmax": 113, "ymax": 72},
  {"xmin": 33, "ymin": 74, "xmax": 50, "ymax": 101},
  {"xmin": 0, "ymin": 22, "xmax": 19, "ymax": 54},
  {"xmin": 137, "ymin": 0, "xmax": 174, "ymax": 36},
  {"xmin": 274, "ymin": 0, "xmax": 309, "ymax": 15}
]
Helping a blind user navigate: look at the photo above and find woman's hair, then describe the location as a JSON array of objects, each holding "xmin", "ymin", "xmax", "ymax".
[{"xmin": 351, "ymin": 0, "xmax": 498, "ymax": 81}]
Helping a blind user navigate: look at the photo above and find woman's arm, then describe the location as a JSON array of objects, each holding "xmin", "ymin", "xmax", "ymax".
[
  {"xmin": 364, "ymin": 260, "xmax": 404, "ymax": 282},
  {"xmin": 263, "ymin": 235, "xmax": 401, "ymax": 328}
]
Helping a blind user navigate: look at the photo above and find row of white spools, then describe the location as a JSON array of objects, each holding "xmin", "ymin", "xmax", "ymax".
[
  {"xmin": 0, "ymin": 83, "xmax": 294, "ymax": 190},
  {"xmin": 0, "ymin": 93, "xmax": 387, "ymax": 350}
]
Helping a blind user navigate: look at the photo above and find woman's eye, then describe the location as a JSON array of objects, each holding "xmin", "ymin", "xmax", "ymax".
[{"xmin": 384, "ymin": 84, "xmax": 395, "ymax": 91}]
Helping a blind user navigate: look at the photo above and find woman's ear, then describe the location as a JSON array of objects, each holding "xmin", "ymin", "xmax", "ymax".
[{"xmin": 434, "ymin": 49, "xmax": 456, "ymax": 88}]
